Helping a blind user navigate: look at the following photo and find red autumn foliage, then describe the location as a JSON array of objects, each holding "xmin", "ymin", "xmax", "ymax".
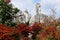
[
  {"xmin": 32, "ymin": 22, "xmax": 42, "ymax": 31},
  {"xmin": 0, "ymin": 24, "xmax": 5, "ymax": 29},
  {"xmin": 0, "ymin": 22, "xmax": 60, "ymax": 40},
  {"xmin": 0, "ymin": 34, "xmax": 4, "ymax": 39},
  {"xmin": 17, "ymin": 23, "xmax": 31, "ymax": 32},
  {"xmin": 41, "ymin": 31, "xmax": 47, "ymax": 38},
  {"xmin": 17, "ymin": 23, "xmax": 31, "ymax": 37},
  {"xmin": 28, "ymin": 26, "xmax": 33, "ymax": 32},
  {"xmin": 17, "ymin": 23, "xmax": 27, "ymax": 31},
  {"xmin": 0, "ymin": 22, "xmax": 43, "ymax": 39},
  {"xmin": 0, "ymin": 24, "xmax": 18, "ymax": 39},
  {"xmin": 4, "ymin": 38, "xmax": 9, "ymax": 40},
  {"xmin": 3, "ymin": 27, "xmax": 11, "ymax": 33},
  {"xmin": 17, "ymin": 23, "xmax": 27, "ymax": 33},
  {"xmin": 16, "ymin": 29, "xmax": 21, "ymax": 35}
]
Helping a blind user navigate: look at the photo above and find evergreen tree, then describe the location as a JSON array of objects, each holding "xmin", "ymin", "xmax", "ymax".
[{"xmin": 0, "ymin": 0, "xmax": 19, "ymax": 26}]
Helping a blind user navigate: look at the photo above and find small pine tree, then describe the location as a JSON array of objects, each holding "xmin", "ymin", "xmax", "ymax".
[{"xmin": 0, "ymin": 0, "xmax": 19, "ymax": 26}]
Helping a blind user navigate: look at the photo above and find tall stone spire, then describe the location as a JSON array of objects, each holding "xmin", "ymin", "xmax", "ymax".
[
  {"xmin": 36, "ymin": 3, "xmax": 41, "ymax": 14},
  {"xmin": 35, "ymin": 3, "xmax": 41, "ymax": 23}
]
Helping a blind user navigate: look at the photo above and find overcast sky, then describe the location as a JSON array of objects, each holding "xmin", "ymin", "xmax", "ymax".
[{"xmin": 11, "ymin": 0, "xmax": 60, "ymax": 18}]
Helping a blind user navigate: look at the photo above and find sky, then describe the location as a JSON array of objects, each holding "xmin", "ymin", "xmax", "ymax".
[{"xmin": 11, "ymin": 0, "xmax": 60, "ymax": 18}]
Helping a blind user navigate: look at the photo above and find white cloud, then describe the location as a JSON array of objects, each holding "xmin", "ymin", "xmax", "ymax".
[
  {"xmin": 11, "ymin": 0, "xmax": 36, "ymax": 16},
  {"xmin": 11, "ymin": 0, "xmax": 33, "ymax": 10},
  {"xmin": 40, "ymin": 0, "xmax": 60, "ymax": 16},
  {"xmin": 11, "ymin": 0, "xmax": 60, "ymax": 18}
]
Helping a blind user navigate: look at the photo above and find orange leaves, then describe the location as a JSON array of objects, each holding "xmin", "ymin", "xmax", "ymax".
[
  {"xmin": 55, "ymin": 30, "xmax": 60, "ymax": 39},
  {"xmin": 37, "ymin": 32, "xmax": 47, "ymax": 40},
  {"xmin": 45, "ymin": 26, "xmax": 56, "ymax": 35},
  {"xmin": 42, "ymin": 25, "xmax": 60, "ymax": 39},
  {"xmin": 46, "ymin": 26, "xmax": 55, "ymax": 32}
]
